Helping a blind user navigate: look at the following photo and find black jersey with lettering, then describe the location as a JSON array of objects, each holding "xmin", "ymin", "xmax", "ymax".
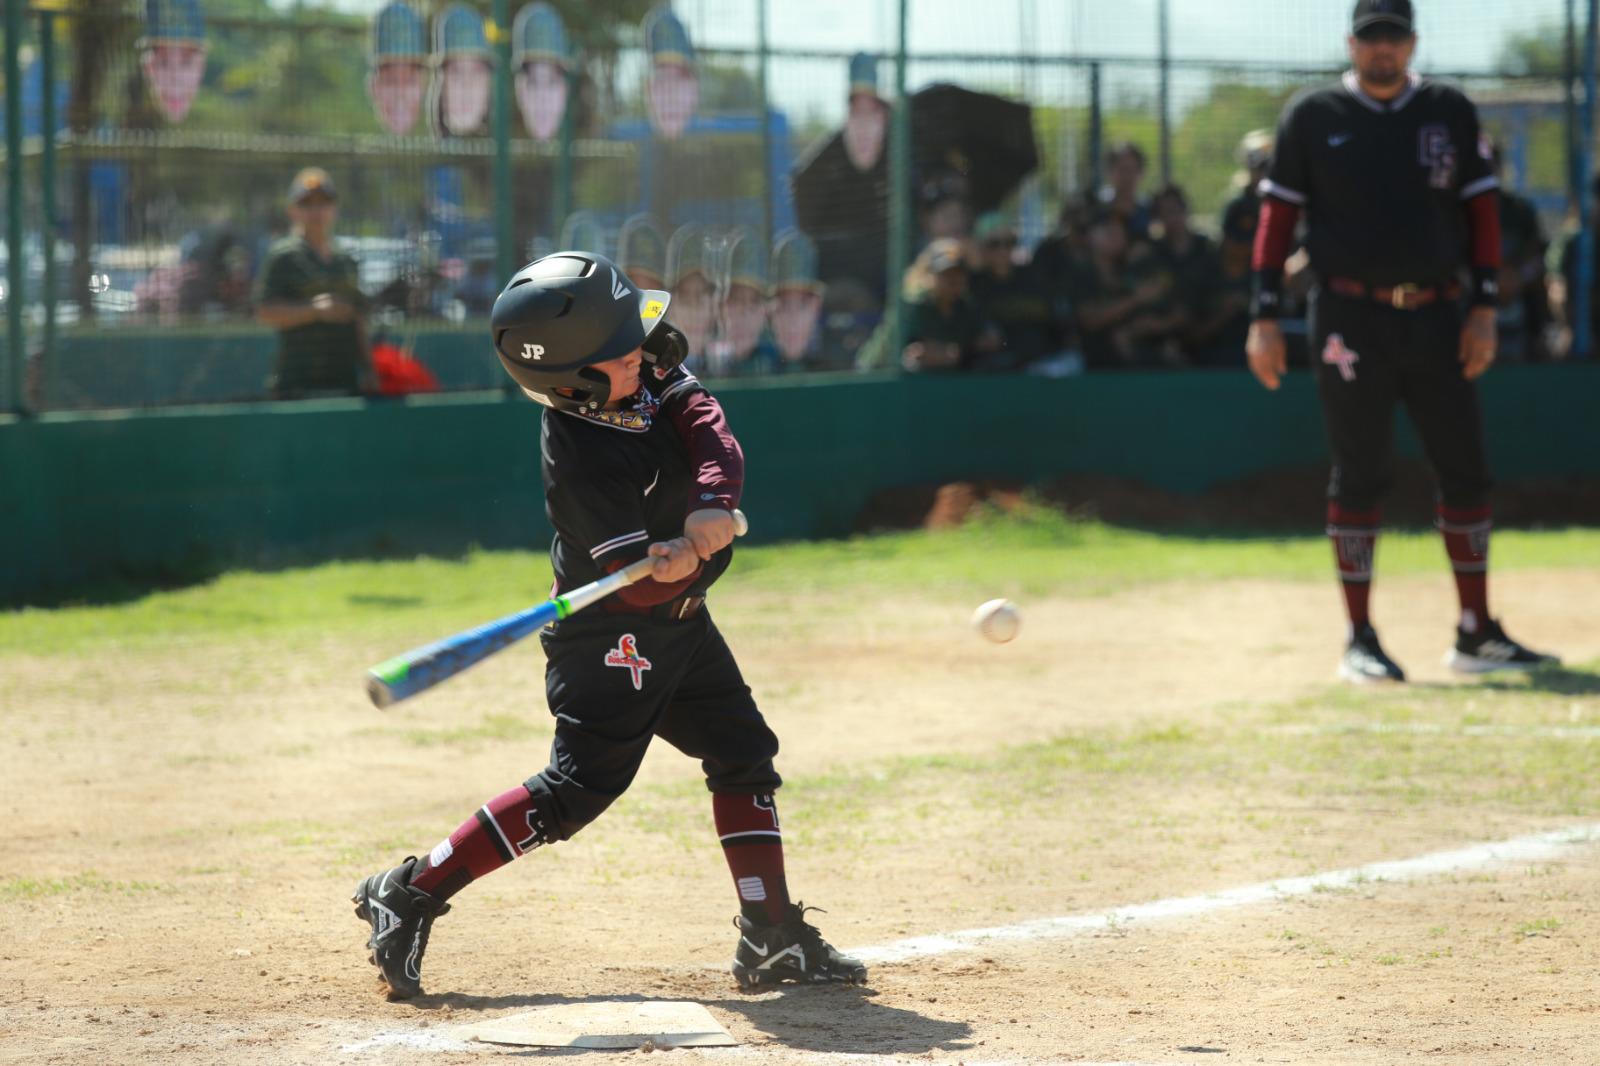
[
  {"xmin": 1262, "ymin": 72, "xmax": 1496, "ymax": 287},
  {"xmin": 540, "ymin": 367, "xmax": 732, "ymax": 597}
]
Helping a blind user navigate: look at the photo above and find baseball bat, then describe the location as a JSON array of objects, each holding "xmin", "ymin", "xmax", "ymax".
[{"xmin": 365, "ymin": 510, "xmax": 748, "ymax": 709}]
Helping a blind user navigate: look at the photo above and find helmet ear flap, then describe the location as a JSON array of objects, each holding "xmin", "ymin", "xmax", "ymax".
[{"xmin": 641, "ymin": 321, "xmax": 689, "ymax": 375}]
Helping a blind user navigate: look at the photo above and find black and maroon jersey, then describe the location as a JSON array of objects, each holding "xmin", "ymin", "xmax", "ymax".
[
  {"xmin": 540, "ymin": 365, "xmax": 741, "ymax": 600},
  {"xmin": 1262, "ymin": 72, "xmax": 1497, "ymax": 287}
]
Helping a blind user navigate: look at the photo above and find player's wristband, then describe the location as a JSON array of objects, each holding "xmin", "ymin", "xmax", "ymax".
[
  {"xmin": 1251, "ymin": 269, "xmax": 1285, "ymax": 320},
  {"xmin": 687, "ymin": 492, "xmax": 738, "ymax": 516},
  {"xmin": 1468, "ymin": 266, "xmax": 1499, "ymax": 309}
]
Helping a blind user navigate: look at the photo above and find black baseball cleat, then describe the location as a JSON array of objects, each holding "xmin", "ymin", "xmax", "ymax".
[
  {"xmin": 1446, "ymin": 619, "xmax": 1560, "ymax": 675},
  {"xmin": 352, "ymin": 857, "xmax": 450, "ymax": 999},
  {"xmin": 1338, "ymin": 623, "xmax": 1406, "ymax": 684},
  {"xmin": 732, "ymin": 903, "xmax": 867, "ymax": 990}
]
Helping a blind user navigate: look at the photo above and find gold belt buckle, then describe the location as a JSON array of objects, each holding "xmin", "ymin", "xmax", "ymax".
[{"xmin": 1390, "ymin": 283, "xmax": 1421, "ymax": 310}]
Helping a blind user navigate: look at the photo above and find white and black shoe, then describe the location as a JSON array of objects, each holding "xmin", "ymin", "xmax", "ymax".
[
  {"xmin": 352, "ymin": 857, "xmax": 450, "ymax": 999},
  {"xmin": 732, "ymin": 903, "xmax": 867, "ymax": 990},
  {"xmin": 1339, "ymin": 624, "xmax": 1406, "ymax": 684},
  {"xmin": 1446, "ymin": 619, "xmax": 1560, "ymax": 675}
]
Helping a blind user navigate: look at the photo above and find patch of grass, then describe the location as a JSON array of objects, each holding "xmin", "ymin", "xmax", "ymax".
[
  {"xmin": 587, "ymin": 672, "xmax": 1600, "ymax": 857},
  {"xmin": 396, "ymin": 713, "xmax": 541, "ymax": 748},
  {"xmin": 1515, "ymin": 917, "xmax": 1562, "ymax": 937},
  {"xmin": 0, "ymin": 873, "xmax": 165, "ymax": 901},
  {"xmin": 5, "ymin": 514, "xmax": 1598, "ymax": 655}
]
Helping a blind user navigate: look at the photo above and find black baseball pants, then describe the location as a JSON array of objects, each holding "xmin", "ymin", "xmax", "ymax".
[
  {"xmin": 521, "ymin": 608, "xmax": 781, "ymax": 846},
  {"xmin": 1308, "ymin": 287, "xmax": 1493, "ymax": 512}
]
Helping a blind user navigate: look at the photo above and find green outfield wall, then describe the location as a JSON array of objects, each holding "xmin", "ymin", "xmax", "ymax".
[{"xmin": 3, "ymin": 366, "xmax": 1597, "ymax": 603}]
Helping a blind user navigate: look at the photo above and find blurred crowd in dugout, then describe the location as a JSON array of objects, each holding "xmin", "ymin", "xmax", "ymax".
[
  {"xmin": 240, "ymin": 130, "xmax": 1582, "ymax": 398},
  {"xmin": 859, "ymin": 132, "xmax": 1576, "ymax": 376}
]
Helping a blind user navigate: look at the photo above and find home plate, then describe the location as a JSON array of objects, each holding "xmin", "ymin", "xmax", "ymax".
[{"xmin": 456, "ymin": 1000, "xmax": 736, "ymax": 1049}]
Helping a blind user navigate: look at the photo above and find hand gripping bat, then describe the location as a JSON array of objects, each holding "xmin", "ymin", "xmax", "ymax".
[{"xmin": 365, "ymin": 510, "xmax": 748, "ymax": 709}]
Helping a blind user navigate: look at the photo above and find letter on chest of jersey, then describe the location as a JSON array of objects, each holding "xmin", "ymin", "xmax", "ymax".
[{"xmin": 1417, "ymin": 125, "xmax": 1456, "ymax": 189}]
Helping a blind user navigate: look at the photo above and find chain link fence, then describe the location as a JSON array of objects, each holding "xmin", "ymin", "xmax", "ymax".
[{"xmin": 0, "ymin": 0, "xmax": 1586, "ymax": 410}]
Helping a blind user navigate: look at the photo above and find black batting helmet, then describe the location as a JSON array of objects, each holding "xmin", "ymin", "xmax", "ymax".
[{"xmin": 490, "ymin": 251, "xmax": 684, "ymax": 413}]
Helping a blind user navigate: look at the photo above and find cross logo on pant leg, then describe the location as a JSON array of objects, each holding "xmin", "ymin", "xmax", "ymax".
[{"xmin": 1322, "ymin": 333, "xmax": 1361, "ymax": 382}]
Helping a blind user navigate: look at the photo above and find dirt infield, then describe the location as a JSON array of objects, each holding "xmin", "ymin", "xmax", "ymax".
[{"xmin": 3, "ymin": 568, "xmax": 1598, "ymax": 1065}]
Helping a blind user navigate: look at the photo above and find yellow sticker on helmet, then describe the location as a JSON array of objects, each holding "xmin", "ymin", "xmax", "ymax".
[{"xmin": 642, "ymin": 300, "xmax": 665, "ymax": 319}]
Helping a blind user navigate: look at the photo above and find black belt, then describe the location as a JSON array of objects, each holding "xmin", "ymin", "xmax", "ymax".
[
  {"xmin": 596, "ymin": 592, "xmax": 706, "ymax": 621},
  {"xmin": 654, "ymin": 594, "xmax": 706, "ymax": 621},
  {"xmin": 1327, "ymin": 277, "xmax": 1460, "ymax": 311}
]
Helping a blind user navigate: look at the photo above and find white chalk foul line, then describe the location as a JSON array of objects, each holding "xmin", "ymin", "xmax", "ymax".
[
  {"xmin": 342, "ymin": 824, "xmax": 1600, "ymax": 1057},
  {"xmin": 850, "ymin": 823, "xmax": 1600, "ymax": 965}
]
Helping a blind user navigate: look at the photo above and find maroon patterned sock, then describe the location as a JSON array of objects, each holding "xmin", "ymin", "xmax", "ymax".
[
  {"xmin": 1327, "ymin": 503, "xmax": 1381, "ymax": 630},
  {"xmin": 713, "ymin": 792, "xmax": 789, "ymax": 925},
  {"xmin": 409, "ymin": 784, "xmax": 549, "ymax": 902},
  {"xmin": 1437, "ymin": 503, "xmax": 1492, "ymax": 632}
]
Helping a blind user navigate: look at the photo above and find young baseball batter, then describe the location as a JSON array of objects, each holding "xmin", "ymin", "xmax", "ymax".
[{"xmin": 352, "ymin": 251, "xmax": 865, "ymax": 999}]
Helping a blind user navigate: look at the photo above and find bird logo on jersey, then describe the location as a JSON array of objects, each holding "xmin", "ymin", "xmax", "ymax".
[{"xmin": 604, "ymin": 634, "xmax": 653, "ymax": 690}]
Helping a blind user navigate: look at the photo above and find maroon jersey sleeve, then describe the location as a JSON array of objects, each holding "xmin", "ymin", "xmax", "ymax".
[{"xmin": 654, "ymin": 368, "xmax": 745, "ymax": 516}]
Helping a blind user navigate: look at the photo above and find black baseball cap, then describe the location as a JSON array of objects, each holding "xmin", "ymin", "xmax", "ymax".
[{"xmin": 1352, "ymin": 0, "xmax": 1414, "ymax": 35}]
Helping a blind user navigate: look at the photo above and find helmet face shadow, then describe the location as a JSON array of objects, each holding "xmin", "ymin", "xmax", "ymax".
[{"xmin": 490, "ymin": 251, "xmax": 672, "ymax": 412}]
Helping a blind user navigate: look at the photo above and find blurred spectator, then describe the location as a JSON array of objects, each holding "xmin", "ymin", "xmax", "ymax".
[
  {"xmin": 967, "ymin": 213, "xmax": 1062, "ymax": 370},
  {"xmin": 1070, "ymin": 207, "xmax": 1182, "ymax": 369},
  {"xmin": 769, "ymin": 230, "xmax": 831, "ymax": 371},
  {"xmin": 717, "ymin": 228, "xmax": 779, "ymax": 376},
  {"xmin": 857, "ymin": 238, "xmax": 999, "ymax": 372},
  {"xmin": 178, "ymin": 228, "xmax": 253, "ymax": 316},
  {"xmin": 368, "ymin": 1, "xmax": 428, "ymax": 135},
  {"xmin": 373, "ymin": 228, "xmax": 448, "ymax": 320},
  {"xmin": 1489, "ymin": 143, "xmax": 1553, "ymax": 362},
  {"xmin": 139, "ymin": 224, "xmax": 250, "ymax": 322},
  {"xmin": 511, "ymin": 2, "xmax": 571, "ymax": 142},
  {"xmin": 255, "ymin": 168, "xmax": 373, "ymax": 399},
  {"xmin": 617, "ymin": 213, "xmax": 668, "ymax": 291},
  {"xmin": 844, "ymin": 52, "xmax": 888, "ymax": 173},
  {"xmin": 1100, "ymin": 141, "xmax": 1154, "ymax": 246},
  {"xmin": 433, "ymin": 4, "xmax": 493, "ymax": 137},
  {"xmin": 644, "ymin": 4, "xmax": 699, "ymax": 140},
  {"xmin": 1151, "ymin": 184, "xmax": 1233, "ymax": 364},
  {"xmin": 919, "ymin": 172, "xmax": 973, "ymax": 245},
  {"xmin": 816, "ymin": 278, "xmax": 883, "ymax": 370},
  {"xmin": 454, "ymin": 237, "xmax": 500, "ymax": 315},
  {"xmin": 1557, "ymin": 177, "xmax": 1600, "ymax": 359},
  {"xmin": 1213, "ymin": 129, "xmax": 1273, "ymax": 367},
  {"xmin": 666, "ymin": 224, "xmax": 716, "ymax": 367},
  {"xmin": 138, "ymin": 0, "xmax": 208, "ymax": 125},
  {"xmin": 1031, "ymin": 195, "xmax": 1094, "ymax": 292}
]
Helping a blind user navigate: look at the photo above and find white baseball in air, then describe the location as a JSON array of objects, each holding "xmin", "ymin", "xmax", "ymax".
[{"xmin": 971, "ymin": 598, "xmax": 1021, "ymax": 644}]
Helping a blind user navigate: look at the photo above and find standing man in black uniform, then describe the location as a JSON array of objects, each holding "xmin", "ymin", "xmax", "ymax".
[
  {"xmin": 1246, "ymin": 0, "xmax": 1557, "ymax": 682},
  {"xmin": 352, "ymin": 252, "xmax": 865, "ymax": 998}
]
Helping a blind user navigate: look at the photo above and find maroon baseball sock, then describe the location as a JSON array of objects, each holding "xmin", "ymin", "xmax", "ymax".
[
  {"xmin": 713, "ymin": 792, "xmax": 789, "ymax": 925},
  {"xmin": 408, "ymin": 784, "xmax": 548, "ymax": 902},
  {"xmin": 1327, "ymin": 503, "xmax": 1381, "ymax": 631},
  {"xmin": 1437, "ymin": 503, "xmax": 1492, "ymax": 633}
]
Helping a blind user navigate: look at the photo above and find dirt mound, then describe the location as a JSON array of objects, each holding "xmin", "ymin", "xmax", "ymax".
[{"xmin": 856, "ymin": 460, "xmax": 1600, "ymax": 533}]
